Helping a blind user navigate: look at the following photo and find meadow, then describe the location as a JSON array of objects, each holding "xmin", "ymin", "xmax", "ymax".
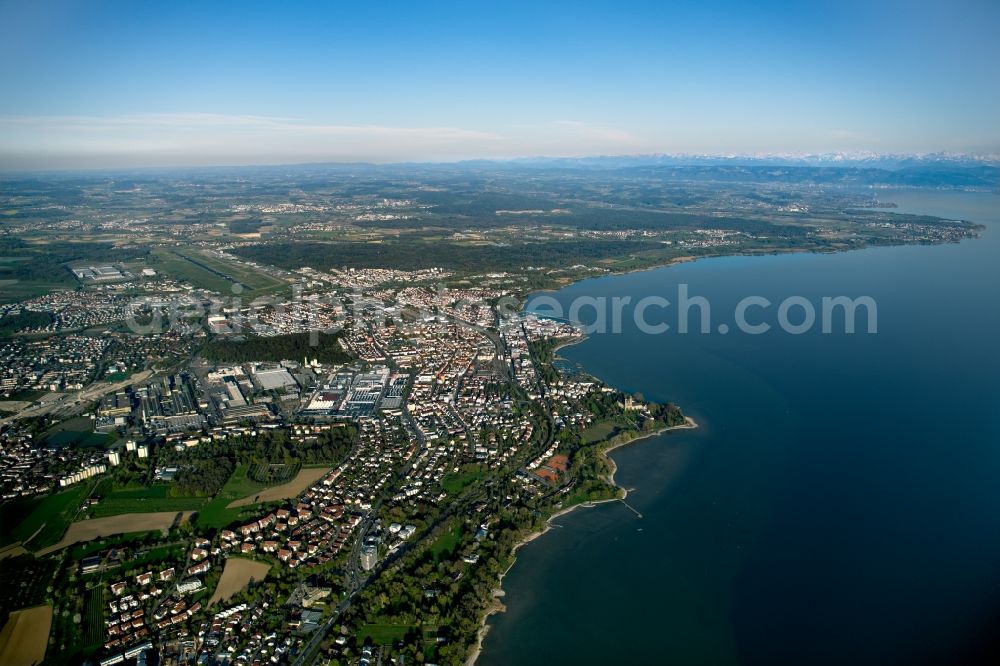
[{"xmin": 0, "ymin": 482, "xmax": 91, "ymax": 551}]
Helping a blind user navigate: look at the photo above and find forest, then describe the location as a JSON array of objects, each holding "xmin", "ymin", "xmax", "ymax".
[
  {"xmin": 201, "ymin": 331, "xmax": 352, "ymax": 365},
  {"xmin": 233, "ymin": 238, "xmax": 660, "ymax": 274},
  {"xmin": 0, "ymin": 309, "xmax": 53, "ymax": 336},
  {"xmin": 0, "ymin": 238, "xmax": 147, "ymax": 285}
]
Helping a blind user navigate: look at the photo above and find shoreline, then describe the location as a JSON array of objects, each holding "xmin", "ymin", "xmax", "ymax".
[
  {"xmin": 467, "ymin": 189, "xmax": 988, "ymax": 664},
  {"xmin": 467, "ymin": 255, "xmax": 704, "ymax": 665},
  {"xmin": 600, "ymin": 416, "xmax": 699, "ymax": 497},
  {"xmin": 466, "ymin": 409, "xmax": 697, "ymax": 664},
  {"xmin": 525, "ymin": 230, "xmax": 984, "ymax": 312}
]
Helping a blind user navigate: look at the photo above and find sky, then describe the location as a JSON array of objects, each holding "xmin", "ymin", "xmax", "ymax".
[{"xmin": 1, "ymin": 0, "xmax": 998, "ymax": 169}]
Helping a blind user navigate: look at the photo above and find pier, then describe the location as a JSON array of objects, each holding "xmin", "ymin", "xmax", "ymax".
[{"xmin": 619, "ymin": 499, "xmax": 643, "ymax": 518}]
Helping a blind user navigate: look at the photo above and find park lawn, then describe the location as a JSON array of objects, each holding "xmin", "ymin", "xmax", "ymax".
[
  {"xmin": 581, "ymin": 420, "xmax": 621, "ymax": 444},
  {"xmin": 440, "ymin": 464, "xmax": 488, "ymax": 496},
  {"xmin": 357, "ymin": 623, "xmax": 417, "ymax": 645},
  {"xmin": 0, "ymin": 482, "xmax": 91, "ymax": 549},
  {"xmin": 428, "ymin": 522, "xmax": 463, "ymax": 562}
]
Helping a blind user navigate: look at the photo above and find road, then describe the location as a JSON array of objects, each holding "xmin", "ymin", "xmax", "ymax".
[{"xmin": 443, "ymin": 313, "xmax": 514, "ymax": 385}]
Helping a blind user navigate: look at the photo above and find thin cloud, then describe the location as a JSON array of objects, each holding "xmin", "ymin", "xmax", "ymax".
[
  {"xmin": 0, "ymin": 113, "xmax": 509, "ymax": 168},
  {"xmin": 0, "ymin": 113, "xmax": 502, "ymax": 139},
  {"xmin": 550, "ymin": 120, "xmax": 638, "ymax": 144}
]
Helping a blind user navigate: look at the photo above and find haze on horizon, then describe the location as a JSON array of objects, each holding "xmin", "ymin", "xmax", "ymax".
[{"xmin": 1, "ymin": 0, "xmax": 998, "ymax": 170}]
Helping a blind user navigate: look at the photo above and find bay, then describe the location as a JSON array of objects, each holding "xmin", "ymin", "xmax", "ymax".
[{"xmin": 479, "ymin": 189, "xmax": 1000, "ymax": 665}]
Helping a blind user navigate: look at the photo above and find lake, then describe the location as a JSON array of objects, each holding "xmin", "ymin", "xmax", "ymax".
[{"xmin": 479, "ymin": 189, "xmax": 1000, "ymax": 665}]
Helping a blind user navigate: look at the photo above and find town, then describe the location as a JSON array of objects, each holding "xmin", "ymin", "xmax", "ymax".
[
  {"xmin": 0, "ymin": 166, "xmax": 981, "ymax": 666},
  {"xmin": 1, "ymin": 247, "xmax": 688, "ymax": 666}
]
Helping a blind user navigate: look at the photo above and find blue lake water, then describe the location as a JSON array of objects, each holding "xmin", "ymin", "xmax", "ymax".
[{"xmin": 479, "ymin": 189, "xmax": 1000, "ymax": 665}]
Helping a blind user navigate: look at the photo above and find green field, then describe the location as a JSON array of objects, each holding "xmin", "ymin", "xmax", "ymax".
[
  {"xmin": 83, "ymin": 585, "xmax": 105, "ymax": 648},
  {"xmin": 248, "ymin": 461, "xmax": 301, "ymax": 485},
  {"xmin": 68, "ymin": 462, "xmax": 307, "ymax": 528},
  {"xmin": 46, "ymin": 431, "xmax": 113, "ymax": 448},
  {"xmin": 102, "ymin": 484, "xmax": 170, "ymax": 499},
  {"xmin": 68, "ymin": 533, "xmax": 183, "ymax": 562},
  {"xmin": 83, "ymin": 482, "xmax": 213, "ymax": 518},
  {"xmin": 0, "ymin": 482, "xmax": 91, "ymax": 549},
  {"xmin": 357, "ymin": 623, "xmax": 417, "ymax": 645},
  {"xmin": 0, "ymin": 280, "xmax": 71, "ymax": 304},
  {"xmin": 43, "ymin": 416, "xmax": 113, "ymax": 448},
  {"xmin": 104, "ymin": 371, "xmax": 131, "ymax": 382},
  {"xmin": 64, "ymin": 464, "xmax": 269, "ymax": 528},
  {"xmin": 149, "ymin": 249, "xmax": 236, "ymax": 292},
  {"xmin": 2, "ymin": 388, "xmax": 46, "ymax": 402},
  {"xmin": 194, "ymin": 464, "xmax": 271, "ymax": 529},
  {"xmin": 428, "ymin": 522, "xmax": 463, "ymax": 562},
  {"xmin": 220, "ymin": 463, "xmax": 269, "ymax": 497},
  {"xmin": 440, "ymin": 464, "xmax": 487, "ymax": 495},
  {"xmin": 86, "ymin": 495, "xmax": 208, "ymax": 518},
  {"xmin": 150, "ymin": 248, "xmax": 286, "ymax": 294},
  {"xmin": 581, "ymin": 420, "xmax": 621, "ymax": 444},
  {"xmin": 176, "ymin": 251, "xmax": 287, "ymax": 292},
  {"xmin": 132, "ymin": 542, "xmax": 185, "ymax": 564}
]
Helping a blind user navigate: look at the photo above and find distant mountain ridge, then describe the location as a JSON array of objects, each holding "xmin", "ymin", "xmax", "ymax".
[
  {"xmin": 450, "ymin": 154, "xmax": 1000, "ymax": 188},
  {"xmin": 5, "ymin": 154, "xmax": 998, "ymax": 189},
  {"xmin": 496, "ymin": 152, "xmax": 1000, "ymax": 169}
]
